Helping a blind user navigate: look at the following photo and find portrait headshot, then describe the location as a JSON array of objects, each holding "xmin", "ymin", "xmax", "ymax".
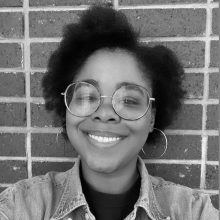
[{"xmin": 0, "ymin": 1, "xmax": 219, "ymax": 220}]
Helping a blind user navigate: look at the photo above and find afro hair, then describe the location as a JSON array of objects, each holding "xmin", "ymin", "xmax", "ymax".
[{"xmin": 42, "ymin": 4, "xmax": 186, "ymax": 145}]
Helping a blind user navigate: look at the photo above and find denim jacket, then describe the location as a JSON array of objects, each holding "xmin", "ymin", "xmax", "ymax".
[{"xmin": 0, "ymin": 156, "xmax": 218, "ymax": 220}]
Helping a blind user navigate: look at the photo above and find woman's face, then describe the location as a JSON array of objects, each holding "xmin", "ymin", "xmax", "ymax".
[{"xmin": 66, "ymin": 49, "xmax": 155, "ymax": 175}]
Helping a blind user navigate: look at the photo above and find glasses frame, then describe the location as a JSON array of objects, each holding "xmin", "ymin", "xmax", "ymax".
[{"xmin": 61, "ymin": 82, "xmax": 155, "ymax": 121}]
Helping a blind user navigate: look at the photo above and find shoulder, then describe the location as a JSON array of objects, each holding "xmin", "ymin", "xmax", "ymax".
[
  {"xmin": 1, "ymin": 168, "xmax": 71, "ymax": 197},
  {"xmin": 150, "ymin": 175, "xmax": 219, "ymax": 219},
  {"xmin": 0, "ymin": 167, "xmax": 73, "ymax": 220}
]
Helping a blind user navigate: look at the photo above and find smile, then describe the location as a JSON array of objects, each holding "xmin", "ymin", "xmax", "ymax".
[{"xmin": 88, "ymin": 134, "xmax": 121, "ymax": 143}]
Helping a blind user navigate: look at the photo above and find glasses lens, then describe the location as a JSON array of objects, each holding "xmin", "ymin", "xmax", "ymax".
[
  {"xmin": 113, "ymin": 85, "xmax": 150, "ymax": 120},
  {"xmin": 65, "ymin": 82, "xmax": 100, "ymax": 116}
]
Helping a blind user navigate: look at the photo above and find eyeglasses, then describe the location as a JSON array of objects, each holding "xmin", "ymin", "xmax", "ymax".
[{"xmin": 61, "ymin": 82, "xmax": 155, "ymax": 121}]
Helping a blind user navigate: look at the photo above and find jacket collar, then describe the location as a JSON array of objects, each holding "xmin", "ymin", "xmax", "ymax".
[{"xmin": 51, "ymin": 156, "xmax": 168, "ymax": 220}]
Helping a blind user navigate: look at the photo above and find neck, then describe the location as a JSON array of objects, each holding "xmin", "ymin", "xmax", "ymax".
[{"xmin": 80, "ymin": 158, "xmax": 139, "ymax": 194}]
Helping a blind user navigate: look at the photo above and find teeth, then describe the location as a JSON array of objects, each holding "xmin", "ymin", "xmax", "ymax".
[{"xmin": 88, "ymin": 134, "xmax": 121, "ymax": 143}]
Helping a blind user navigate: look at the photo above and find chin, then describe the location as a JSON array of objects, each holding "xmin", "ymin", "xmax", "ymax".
[{"xmin": 85, "ymin": 155, "xmax": 120, "ymax": 174}]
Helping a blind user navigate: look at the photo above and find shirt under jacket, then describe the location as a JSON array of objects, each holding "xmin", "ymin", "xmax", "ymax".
[{"xmin": 0, "ymin": 156, "xmax": 218, "ymax": 220}]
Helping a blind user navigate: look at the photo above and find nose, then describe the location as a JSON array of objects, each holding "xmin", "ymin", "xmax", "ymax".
[{"xmin": 90, "ymin": 96, "xmax": 120, "ymax": 123}]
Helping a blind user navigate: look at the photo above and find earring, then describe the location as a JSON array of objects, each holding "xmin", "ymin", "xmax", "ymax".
[
  {"xmin": 56, "ymin": 124, "xmax": 66, "ymax": 148},
  {"xmin": 141, "ymin": 128, "xmax": 167, "ymax": 159}
]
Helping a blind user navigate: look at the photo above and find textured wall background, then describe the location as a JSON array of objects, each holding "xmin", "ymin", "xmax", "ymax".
[{"xmin": 0, "ymin": 0, "xmax": 219, "ymax": 209}]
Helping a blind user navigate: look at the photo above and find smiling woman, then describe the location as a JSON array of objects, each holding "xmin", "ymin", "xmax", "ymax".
[{"xmin": 0, "ymin": 4, "xmax": 218, "ymax": 220}]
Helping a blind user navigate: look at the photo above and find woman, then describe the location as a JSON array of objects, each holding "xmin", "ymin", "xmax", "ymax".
[{"xmin": 0, "ymin": 4, "xmax": 218, "ymax": 220}]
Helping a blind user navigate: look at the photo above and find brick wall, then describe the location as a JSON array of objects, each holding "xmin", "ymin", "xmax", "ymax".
[{"xmin": 0, "ymin": 0, "xmax": 219, "ymax": 209}]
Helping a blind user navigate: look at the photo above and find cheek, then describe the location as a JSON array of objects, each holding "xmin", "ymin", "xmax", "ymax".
[
  {"xmin": 65, "ymin": 111, "xmax": 81, "ymax": 136},
  {"xmin": 128, "ymin": 114, "xmax": 152, "ymax": 141}
]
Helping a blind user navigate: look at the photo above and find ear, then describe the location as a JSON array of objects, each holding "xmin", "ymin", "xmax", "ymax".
[{"xmin": 149, "ymin": 108, "xmax": 156, "ymax": 132}]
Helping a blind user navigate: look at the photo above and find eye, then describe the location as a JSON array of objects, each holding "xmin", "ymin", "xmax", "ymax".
[
  {"xmin": 120, "ymin": 97, "xmax": 140, "ymax": 107},
  {"xmin": 75, "ymin": 94, "xmax": 98, "ymax": 102}
]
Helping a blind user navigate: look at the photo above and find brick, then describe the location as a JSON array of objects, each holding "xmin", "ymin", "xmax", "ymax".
[
  {"xmin": 31, "ymin": 104, "xmax": 62, "ymax": 127},
  {"xmin": 0, "ymin": 43, "xmax": 23, "ymax": 68},
  {"xmin": 146, "ymin": 164, "xmax": 200, "ymax": 188},
  {"xmin": 207, "ymin": 136, "xmax": 219, "ymax": 161},
  {"xmin": 30, "ymin": 72, "xmax": 44, "ymax": 97},
  {"xmin": 182, "ymin": 73, "xmax": 204, "ymax": 99},
  {"xmin": 0, "ymin": 103, "xmax": 26, "ymax": 126},
  {"xmin": 29, "ymin": 0, "xmax": 113, "ymax": 6},
  {"xmin": 31, "ymin": 133, "xmax": 78, "ymax": 157},
  {"xmin": 210, "ymin": 194, "xmax": 219, "ymax": 210},
  {"xmin": 0, "ymin": 72, "xmax": 25, "ymax": 97},
  {"xmin": 141, "ymin": 135, "xmax": 202, "ymax": 160},
  {"xmin": 205, "ymin": 165, "xmax": 219, "ymax": 190},
  {"xmin": 0, "ymin": 0, "xmax": 23, "ymax": 7},
  {"xmin": 0, "ymin": 187, "xmax": 7, "ymax": 193},
  {"xmin": 0, "ymin": 161, "xmax": 27, "ymax": 183},
  {"xmin": 168, "ymin": 104, "xmax": 202, "ymax": 130},
  {"xmin": 206, "ymin": 105, "xmax": 219, "ymax": 130},
  {"xmin": 209, "ymin": 72, "xmax": 219, "ymax": 99},
  {"xmin": 0, "ymin": 12, "xmax": 23, "ymax": 38},
  {"xmin": 32, "ymin": 162, "xmax": 73, "ymax": 176},
  {"xmin": 29, "ymin": 11, "xmax": 81, "ymax": 38},
  {"xmin": 210, "ymin": 41, "xmax": 219, "ymax": 67},
  {"xmin": 119, "ymin": 0, "xmax": 206, "ymax": 5},
  {"xmin": 31, "ymin": 43, "xmax": 58, "ymax": 68},
  {"xmin": 122, "ymin": 9, "xmax": 206, "ymax": 37},
  {"xmin": 212, "ymin": 8, "xmax": 219, "ymax": 35},
  {"xmin": 0, "ymin": 133, "xmax": 25, "ymax": 156},
  {"xmin": 31, "ymin": 103, "xmax": 54, "ymax": 127},
  {"xmin": 147, "ymin": 41, "xmax": 205, "ymax": 68},
  {"xmin": 209, "ymin": 73, "xmax": 219, "ymax": 99}
]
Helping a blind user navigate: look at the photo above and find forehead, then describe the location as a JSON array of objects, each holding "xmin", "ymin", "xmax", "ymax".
[{"xmin": 75, "ymin": 49, "xmax": 152, "ymax": 93}]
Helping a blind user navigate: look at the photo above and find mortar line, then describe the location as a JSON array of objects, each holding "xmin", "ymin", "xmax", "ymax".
[
  {"xmin": 0, "ymin": 67, "xmax": 217, "ymax": 75},
  {"xmin": 143, "ymin": 159, "xmax": 219, "ymax": 165},
  {"xmin": 185, "ymin": 67, "xmax": 219, "ymax": 73},
  {"xmin": 31, "ymin": 157, "xmax": 199, "ymax": 164},
  {"xmin": 117, "ymin": 3, "xmax": 219, "ymax": 10},
  {"xmin": 1, "ymin": 35, "xmax": 219, "ymax": 44},
  {"xmin": 23, "ymin": 0, "xmax": 32, "ymax": 179},
  {"xmin": 113, "ymin": 0, "xmax": 119, "ymax": 9},
  {"xmin": 0, "ymin": 157, "xmax": 214, "ymax": 166},
  {"xmin": 200, "ymin": 136, "xmax": 208, "ymax": 188},
  {"xmin": 140, "ymin": 36, "xmax": 219, "ymax": 42},
  {"xmin": 0, "ymin": 8, "xmax": 24, "ymax": 12},
  {"xmin": 0, "ymin": 156, "xmax": 27, "ymax": 161},
  {"xmin": 24, "ymin": 3, "xmax": 219, "ymax": 11},
  {"xmin": 0, "ymin": 97, "xmax": 44, "ymax": 102},
  {"xmin": 0, "ymin": 2, "xmax": 218, "ymax": 12},
  {"xmin": 205, "ymin": 190, "xmax": 219, "ymax": 194},
  {"xmin": 1, "ymin": 34, "xmax": 219, "ymax": 43},
  {"xmin": 200, "ymin": 0, "xmax": 213, "ymax": 189},
  {"xmin": 0, "ymin": 96, "xmax": 218, "ymax": 105},
  {"xmin": 0, "ymin": 67, "xmax": 218, "ymax": 73},
  {"xmin": 0, "ymin": 127, "xmax": 218, "ymax": 135},
  {"xmin": 21, "ymin": 35, "xmax": 220, "ymax": 43}
]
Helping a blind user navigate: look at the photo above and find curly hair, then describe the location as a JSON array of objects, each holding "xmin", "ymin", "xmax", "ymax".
[{"xmin": 42, "ymin": 4, "xmax": 186, "ymax": 144}]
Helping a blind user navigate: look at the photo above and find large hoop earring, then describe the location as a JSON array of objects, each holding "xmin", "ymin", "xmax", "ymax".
[
  {"xmin": 56, "ymin": 124, "xmax": 66, "ymax": 148},
  {"xmin": 141, "ymin": 128, "xmax": 167, "ymax": 159}
]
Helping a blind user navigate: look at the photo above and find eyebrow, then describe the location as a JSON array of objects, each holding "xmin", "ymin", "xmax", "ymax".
[{"xmin": 77, "ymin": 79, "xmax": 99, "ymax": 88}]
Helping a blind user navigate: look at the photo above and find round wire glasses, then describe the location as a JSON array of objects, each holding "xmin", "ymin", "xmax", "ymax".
[{"xmin": 61, "ymin": 82, "xmax": 155, "ymax": 121}]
